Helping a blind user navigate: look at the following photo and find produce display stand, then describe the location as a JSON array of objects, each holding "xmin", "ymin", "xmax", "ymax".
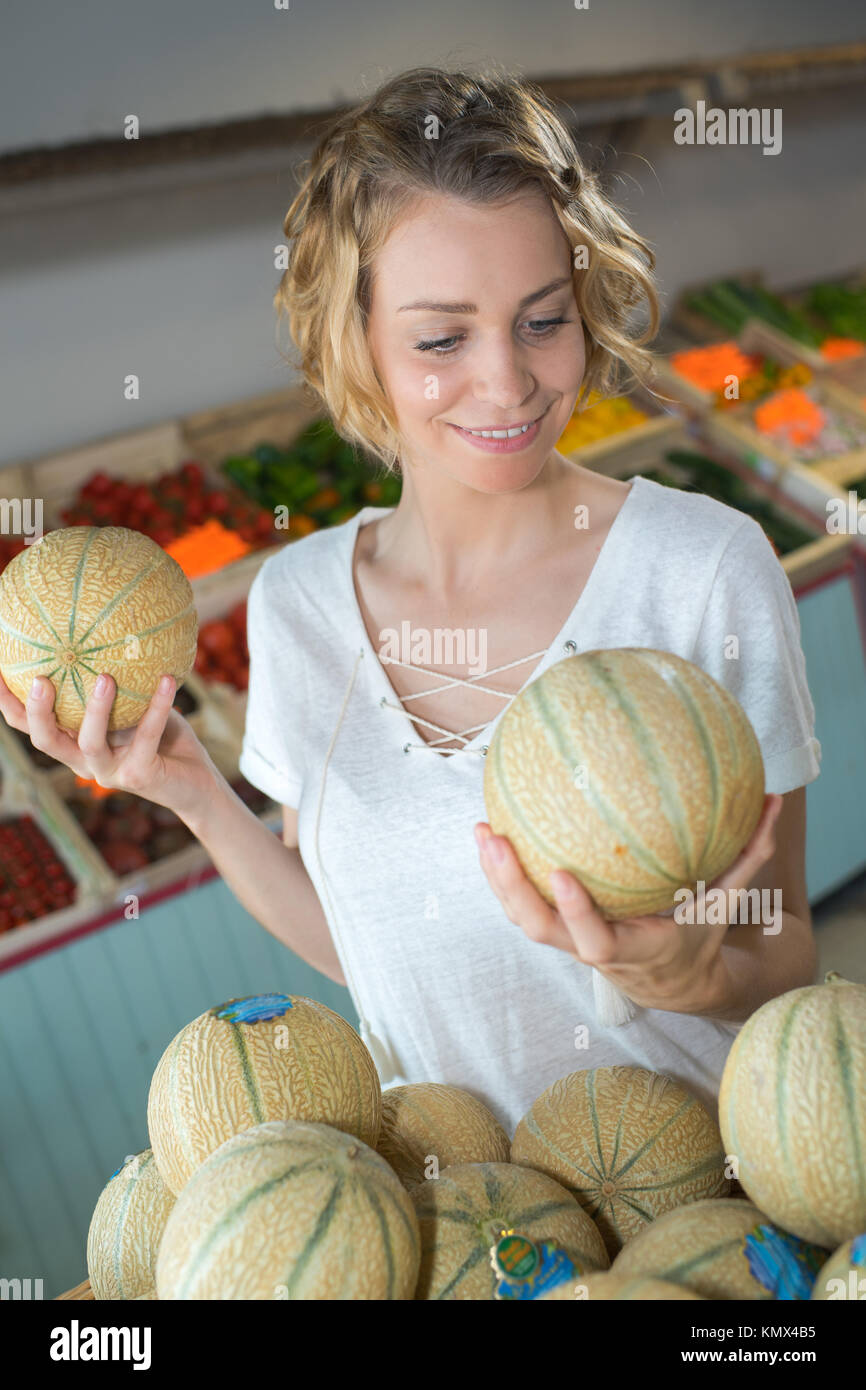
[
  {"xmin": 556, "ymin": 383, "xmax": 684, "ymax": 476},
  {"xmin": 0, "ymin": 385, "xmax": 327, "ymax": 971},
  {"xmin": 648, "ymin": 322, "xmax": 866, "ymax": 489},
  {"xmin": 2, "ymin": 372, "xmax": 864, "ymax": 975},
  {"xmin": 669, "ymin": 267, "xmax": 866, "ymax": 377}
]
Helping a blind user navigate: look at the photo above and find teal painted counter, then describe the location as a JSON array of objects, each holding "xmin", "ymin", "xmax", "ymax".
[
  {"xmin": 1, "ymin": 565, "xmax": 864, "ymax": 1299},
  {"xmin": 0, "ymin": 880, "xmax": 353, "ymax": 1299}
]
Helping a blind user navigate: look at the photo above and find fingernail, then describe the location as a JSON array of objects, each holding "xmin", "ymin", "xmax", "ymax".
[
  {"xmin": 488, "ymin": 839, "xmax": 506, "ymax": 864},
  {"xmin": 552, "ymin": 873, "xmax": 576, "ymax": 899},
  {"xmin": 159, "ymin": 675, "xmax": 174, "ymax": 695},
  {"xmin": 29, "ymin": 678, "xmax": 44, "ymax": 700},
  {"xmin": 94, "ymin": 674, "xmax": 109, "ymax": 697}
]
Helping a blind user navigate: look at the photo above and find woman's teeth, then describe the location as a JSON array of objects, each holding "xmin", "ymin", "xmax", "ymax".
[{"xmin": 463, "ymin": 422, "xmax": 534, "ymax": 438}]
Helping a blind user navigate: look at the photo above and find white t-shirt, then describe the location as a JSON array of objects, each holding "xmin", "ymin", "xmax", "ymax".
[{"xmin": 238, "ymin": 475, "xmax": 821, "ymax": 1134}]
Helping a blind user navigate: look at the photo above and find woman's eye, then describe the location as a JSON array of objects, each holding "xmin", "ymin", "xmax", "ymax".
[{"xmin": 413, "ymin": 317, "xmax": 569, "ymax": 355}]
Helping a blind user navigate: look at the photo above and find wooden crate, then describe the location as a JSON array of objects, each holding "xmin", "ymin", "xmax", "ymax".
[
  {"xmin": 560, "ymin": 382, "xmax": 687, "ymax": 473},
  {"xmin": 649, "ymin": 323, "xmax": 866, "ymax": 483},
  {"xmin": 0, "ymin": 737, "xmax": 118, "ymax": 966},
  {"xmin": 180, "ymin": 384, "xmax": 322, "ymax": 467},
  {"xmin": 0, "ymin": 386, "xmax": 324, "ymax": 968},
  {"xmin": 669, "ymin": 268, "xmax": 765, "ymax": 345},
  {"xmin": 703, "ymin": 386, "xmax": 866, "ymax": 488},
  {"xmin": 56, "ymin": 1278, "xmax": 94, "ymax": 1301}
]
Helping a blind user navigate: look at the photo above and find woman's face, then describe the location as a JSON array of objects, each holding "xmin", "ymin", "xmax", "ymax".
[{"xmin": 365, "ymin": 190, "xmax": 586, "ymax": 492}]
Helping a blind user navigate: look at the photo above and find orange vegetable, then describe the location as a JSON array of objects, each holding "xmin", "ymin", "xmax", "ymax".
[
  {"xmin": 820, "ymin": 337, "xmax": 865, "ymax": 362},
  {"xmin": 164, "ymin": 520, "xmax": 251, "ymax": 579},
  {"xmin": 305, "ymin": 488, "xmax": 341, "ymax": 511},
  {"xmin": 670, "ymin": 342, "xmax": 763, "ymax": 394},
  {"xmin": 74, "ymin": 775, "xmax": 115, "ymax": 800},
  {"xmin": 753, "ymin": 388, "xmax": 826, "ymax": 445}
]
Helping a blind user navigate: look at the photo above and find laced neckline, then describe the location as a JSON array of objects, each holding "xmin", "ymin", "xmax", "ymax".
[
  {"xmin": 343, "ymin": 482, "xmax": 640, "ymax": 759},
  {"xmin": 376, "ymin": 645, "xmax": 550, "ymax": 756}
]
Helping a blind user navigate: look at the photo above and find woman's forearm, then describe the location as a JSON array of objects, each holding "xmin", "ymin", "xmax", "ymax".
[
  {"xmin": 693, "ymin": 911, "xmax": 817, "ymax": 1024},
  {"xmin": 178, "ymin": 770, "xmax": 347, "ymax": 986}
]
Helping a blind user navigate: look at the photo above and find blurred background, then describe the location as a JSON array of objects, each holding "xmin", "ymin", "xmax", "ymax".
[{"xmin": 0, "ymin": 1, "xmax": 865, "ymax": 1298}]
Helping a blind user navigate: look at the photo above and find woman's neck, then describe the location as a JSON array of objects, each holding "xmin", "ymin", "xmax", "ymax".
[{"xmin": 368, "ymin": 450, "xmax": 585, "ymax": 601}]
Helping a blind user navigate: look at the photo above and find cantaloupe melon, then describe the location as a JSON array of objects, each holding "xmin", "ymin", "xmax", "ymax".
[
  {"xmin": 511, "ymin": 1066, "xmax": 730, "ymax": 1257},
  {"xmin": 147, "ymin": 993, "xmax": 381, "ymax": 1194},
  {"xmin": 86, "ymin": 1149, "xmax": 175, "ymax": 1300},
  {"xmin": 411, "ymin": 1161, "xmax": 609, "ymax": 1300},
  {"xmin": 719, "ymin": 973, "xmax": 866, "ymax": 1248},
  {"xmin": 0, "ymin": 526, "xmax": 197, "ymax": 730},
  {"xmin": 156, "ymin": 1120, "xmax": 420, "ymax": 1299},
  {"xmin": 810, "ymin": 1233, "xmax": 866, "ymax": 1300},
  {"xmin": 612, "ymin": 1198, "xmax": 829, "ymax": 1299},
  {"xmin": 540, "ymin": 1271, "xmax": 705, "ymax": 1301},
  {"xmin": 483, "ymin": 648, "xmax": 764, "ymax": 920},
  {"xmin": 377, "ymin": 1083, "xmax": 510, "ymax": 1187}
]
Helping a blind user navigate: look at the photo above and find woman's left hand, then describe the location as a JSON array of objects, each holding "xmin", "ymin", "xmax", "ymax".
[{"xmin": 474, "ymin": 793, "xmax": 784, "ymax": 1014}]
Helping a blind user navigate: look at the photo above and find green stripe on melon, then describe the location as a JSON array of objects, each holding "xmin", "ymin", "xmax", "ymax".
[
  {"xmin": 612, "ymin": 1198, "xmax": 828, "ymax": 1300},
  {"xmin": 411, "ymin": 1161, "xmax": 609, "ymax": 1300},
  {"xmin": 0, "ymin": 526, "xmax": 198, "ymax": 731},
  {"xmin": 719, "ymin": 973, "xmax": 866, "ymax": 1248},
  {"xmin": 377, "ymin": 1083, "xmax": 510, "ymax": 1187},
  {"xmin": 86, "ymin": 1149, "xmax": 175, "ymax": 1300},
  {"xmin": 483, "ymin": 648, "xmax": 764, "ymax": 920},
  {"xmin": 147, "ymin": 993, "xmax": 382, "ymax": 1194},
  {"xmin": 512, "ymin": 1066, "xmax": 730, "ymax": 1257},
  {"xmin": 155, "ymin": 1120, "xmax": 420, "ymax": 1300}
]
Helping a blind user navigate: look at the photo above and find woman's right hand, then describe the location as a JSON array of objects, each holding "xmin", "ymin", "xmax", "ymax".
[{"xmin": 0, "ymin": 671, "xmax": 219, "ymax": 822}]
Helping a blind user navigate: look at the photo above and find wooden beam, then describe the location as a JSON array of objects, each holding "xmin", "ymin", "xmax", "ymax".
[{"xmin": 2, "ymin": 41, "xmax": 865, "ymax": 188}]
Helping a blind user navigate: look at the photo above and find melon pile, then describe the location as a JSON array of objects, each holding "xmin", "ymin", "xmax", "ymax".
[{"xmin": 83, "ymin": 974, "xmax": 866, "ymax": 1301}]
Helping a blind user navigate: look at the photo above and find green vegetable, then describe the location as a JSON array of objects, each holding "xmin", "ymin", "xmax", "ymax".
[
  {"xmin": 220, "ymin": 420, "xmax": 402, "ymax": 521},
  {"xmin": 807, "ymin": 284, "xmax": 866, "ymax": 342}
]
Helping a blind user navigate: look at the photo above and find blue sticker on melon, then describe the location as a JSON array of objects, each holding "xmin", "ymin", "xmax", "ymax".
[
  {"xmin": 213, "ymin": 994, "xmax": 294, "ymax": 1025},
  {"xmin": 852, "ymin": 1234, "xmax": 866, "ymax": 1268},
  {"xmin": 744, "ymin": 1224, "xmax": 827, "ymax": 1300},
  {"xmin": 491, "ymin": 1235, "xmax": 577, "ymax": 1301}
]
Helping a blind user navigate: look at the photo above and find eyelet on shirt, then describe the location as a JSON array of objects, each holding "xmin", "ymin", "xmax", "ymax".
[{"xmin": 563, "ymin": 640, "xmax": 577, "ymax": 654}]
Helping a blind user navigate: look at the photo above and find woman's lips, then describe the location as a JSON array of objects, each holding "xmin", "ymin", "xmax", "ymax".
[{"xmin": 448, "ymin": 405, "xmax": 550, "ymax": 453}]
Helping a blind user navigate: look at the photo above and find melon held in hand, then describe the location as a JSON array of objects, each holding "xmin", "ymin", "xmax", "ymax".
[
  {"xmin": 0, "ymin": 526, "xmax": 197, "ymax": 731},
  {"xmin": 483, "ymin": 647, "xmax": 765, "ymax": 921}
]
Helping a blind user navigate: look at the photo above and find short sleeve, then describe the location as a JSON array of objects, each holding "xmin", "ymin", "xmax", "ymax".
[
  {"xmin": 238, "ymin": 562, "xmax": 305, "ymax": 808},
  {"xmin": 689, "ymin": 517, "xmax": 821, "ymax": 795}
]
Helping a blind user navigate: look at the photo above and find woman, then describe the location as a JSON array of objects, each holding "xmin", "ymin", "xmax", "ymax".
[{"xmin": 0, "ymin": 67, "xmax": 819, "ymax": 1133}]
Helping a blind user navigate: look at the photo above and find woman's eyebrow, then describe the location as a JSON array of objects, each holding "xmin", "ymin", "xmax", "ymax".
[{"xmin": 396, "ymin": 276, "xmax": 572, "ymax": 314}]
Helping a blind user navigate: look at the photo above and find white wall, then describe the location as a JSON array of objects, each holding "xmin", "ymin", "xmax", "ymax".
[
  {"xmin": 1, "ymin": 1, "xmax": 865, "ymax": 462},
  {"xmin": 2, "ymin": 0, "xmax": 864, "ymax": 153}
]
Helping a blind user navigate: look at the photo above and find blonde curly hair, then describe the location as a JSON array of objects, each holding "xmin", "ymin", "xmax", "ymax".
[{"xmin": 276, "ymin": 64, "xmax": 661, "ymax": 473}]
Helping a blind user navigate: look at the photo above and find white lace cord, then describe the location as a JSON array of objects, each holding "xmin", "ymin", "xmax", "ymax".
[
  {"xmin": 313, "ymin": 647, "xmax": 403, "ymax": 1085},
  {"xmin": 378, "ymin": 648, "xmax": 548, "ymax": 754}
]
